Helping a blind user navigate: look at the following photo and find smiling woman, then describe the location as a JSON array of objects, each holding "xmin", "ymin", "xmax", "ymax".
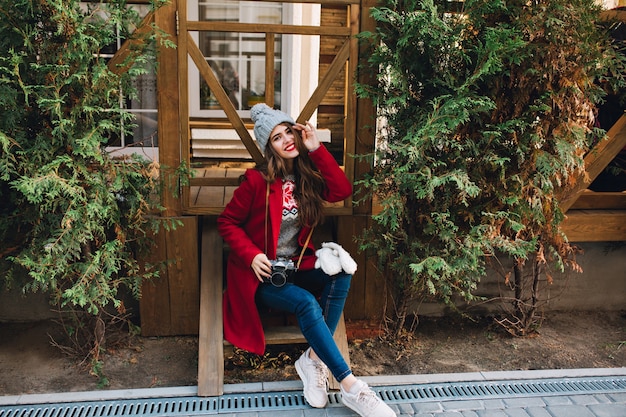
[{"xmin": 216, "ymin": 104, "xmax": 396, "ymax": 416}]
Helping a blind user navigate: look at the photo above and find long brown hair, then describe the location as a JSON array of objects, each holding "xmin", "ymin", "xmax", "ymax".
[{"xmin": 258, "ymin": 123, "xmax": 326, "ymax": 228}]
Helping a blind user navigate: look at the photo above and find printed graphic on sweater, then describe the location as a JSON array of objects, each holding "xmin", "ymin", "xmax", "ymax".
[{"xmin": 282, "ymin": 178, "xmax": 298, "ymax": 219}]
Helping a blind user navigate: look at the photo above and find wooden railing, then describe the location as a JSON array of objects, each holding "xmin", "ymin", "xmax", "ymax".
[{"xmin": 178, "ymin": 0, "xmax": 361, "ymax": 214}]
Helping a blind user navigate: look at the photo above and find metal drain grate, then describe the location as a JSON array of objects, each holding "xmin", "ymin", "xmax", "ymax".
[
  {"xmin": 2, "ymin": 376, "xmax": 626, "ymax": 416},
  {"xmin": 377, "ymin": 376, "xmax": 626, "ymax": 403}
]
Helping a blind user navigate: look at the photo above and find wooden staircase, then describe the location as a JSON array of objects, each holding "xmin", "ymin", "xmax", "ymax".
[{"xmin": 197, "ymin": 217, "xmax": 350, "ymax": 397}]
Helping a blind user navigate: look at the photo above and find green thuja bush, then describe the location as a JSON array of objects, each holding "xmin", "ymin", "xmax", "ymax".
[
  {"xmin": 356, "ymin": 0, "xmax": 626, "ymax": 335},
  {"xmin": 0, "ymin": 0, "xmax": 176, "ymax": 371}
]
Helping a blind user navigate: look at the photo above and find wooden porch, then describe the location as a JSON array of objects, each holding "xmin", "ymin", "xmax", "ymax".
[
  {"xmin": 188, "ymin": 162, "xmax": 352, "ymax": 214},
  {"xmin": 187, "ymin": 161, "xmax": 626, "ymax": 241}
]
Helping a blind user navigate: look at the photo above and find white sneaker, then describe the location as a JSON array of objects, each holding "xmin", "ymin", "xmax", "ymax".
[
  {"xmin": 294, "ymin": 348, "xmax": 329, "ymax": 408},
  {"xmin": 341, "ymin": 379, "xmax": 396, "ymax": 417}
]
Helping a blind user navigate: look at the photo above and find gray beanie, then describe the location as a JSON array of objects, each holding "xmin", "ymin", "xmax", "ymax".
[{"xmin": 250, "ymin": 103, "xmax": 295, "ymax": 154}]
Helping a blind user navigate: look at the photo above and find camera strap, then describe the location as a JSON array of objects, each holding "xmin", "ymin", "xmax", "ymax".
[
  {"xmin": 297, "ymin": 227, "xmax": 314, "ymax": 270},
  {"xmin": 265, "ymin": 181, "xmax": 313, "ymax": 271}
]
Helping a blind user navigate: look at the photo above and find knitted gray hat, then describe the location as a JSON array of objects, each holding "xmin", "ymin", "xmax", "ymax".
[{"xmin": 250, "ymin": 103, "xmax": 295, "ymax": 154}]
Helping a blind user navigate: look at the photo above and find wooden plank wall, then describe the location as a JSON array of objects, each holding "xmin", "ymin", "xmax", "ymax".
[
  {"xmin": 561, "ymin": 209, "xmax": 626, "ymax": 242},
  {"xmin": 140, "ymin": 217, "xmax": 200, "ymax": 336}
]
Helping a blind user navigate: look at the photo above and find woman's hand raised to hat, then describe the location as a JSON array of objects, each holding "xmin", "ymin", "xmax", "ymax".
[{"xmin": 293, "ymin": 121, "xmax": 320, "ymax": 152}]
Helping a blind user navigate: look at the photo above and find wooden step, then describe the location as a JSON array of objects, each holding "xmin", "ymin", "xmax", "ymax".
[
  {"xmin": 223, "ymin": 326, "xmax": 306, "ymax": 347},
  {"xmin": 265, "ymin": 326, "xmax": 308, "ymax": 345}
]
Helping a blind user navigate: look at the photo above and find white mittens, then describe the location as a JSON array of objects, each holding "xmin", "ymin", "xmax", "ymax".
[{"xmin": 314, "ymin": 242, "xmax": 357, "ymax": 275}]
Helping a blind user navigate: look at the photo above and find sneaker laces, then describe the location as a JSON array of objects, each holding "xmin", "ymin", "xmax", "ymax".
[
  {"xmin": 354, "ymin": 385, "xmax": 380, "ymax": 410},
  {"xmin": 313, "ymin": 361, "xmax": 329, "ymax": 388}
]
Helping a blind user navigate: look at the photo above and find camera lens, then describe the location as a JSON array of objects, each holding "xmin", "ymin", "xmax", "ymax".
[{"xmin": 269, "ymin": 271, "xmax": 287, "ymax": 287}]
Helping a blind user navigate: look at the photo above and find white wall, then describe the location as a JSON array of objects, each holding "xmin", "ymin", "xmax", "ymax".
[{"xmin": 414, "ymin": 242, "xmax": 626, "ymax": 317}]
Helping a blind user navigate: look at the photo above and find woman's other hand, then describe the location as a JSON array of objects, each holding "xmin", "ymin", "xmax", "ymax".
[{"xmin": 251, "ymin": 253, "xmax": 272, "ymax": 282}]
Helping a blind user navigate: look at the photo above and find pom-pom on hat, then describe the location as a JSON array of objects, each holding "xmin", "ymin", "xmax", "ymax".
[{"xmin": 250, "ymin": 103, "xmax": 295, "ymax": 154}]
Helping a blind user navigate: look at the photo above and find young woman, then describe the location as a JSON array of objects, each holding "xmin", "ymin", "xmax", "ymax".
[{"xmin": 218, "ymin": 104, "xmax": 396, "ymax": 417}]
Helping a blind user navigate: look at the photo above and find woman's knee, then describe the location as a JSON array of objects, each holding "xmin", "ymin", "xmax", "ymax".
[{"xmin": 294, "ymin": 293, "xmax": 323, "ymax": 318}]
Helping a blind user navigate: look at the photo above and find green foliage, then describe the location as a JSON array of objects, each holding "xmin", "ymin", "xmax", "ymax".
[
  {"xmin": 356, "ymin": 0, "xmax": 626, "ymax": 334},
  {"xmin": 91, "ymin": 359, "xmax": 110, "ymax": 388},
  {"xmin": 0, "ymin": 0, "xmax": 174, "ymax": 317}
]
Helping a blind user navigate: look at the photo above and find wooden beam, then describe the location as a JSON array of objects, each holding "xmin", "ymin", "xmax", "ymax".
[
  {"xmin": 342, "ymin": 3, "xmax": 360, "ymax": 194},
  {"xmin": 186, "ymin": 21, "xmax": 352, "ymax": 37},
  {"xmin": 561, "ymin": 210, "xmax": 626, "ymax": 242},
  {"xmin": 265, "ymin": 34, "xmax": 275, "ymax": 108},
  {"xmin": 190, "ymin": 177, "xmax": 241, "ymax": 187},
  {"xmin": 570, "ymin": 191, "xmax": 626, "ymax": 210},
  {"xmin": 178, "ymin": 0, "xmax": 192, "ymax": 214},
  {"xmin": 187, "ymin": 34, "xmax": 264, "ymax": 164},
  {"xmin": 299, "ymin": 40, "xmax": 351, "ymax": 123},
  {"xmin": 560, "ymin": 113, "xmax": 626, "ymax": 212},
  {"xmin": 190, "ymin": 120, "xmax": 254, "ymax": 129},
  {"xmin": 584, "ymin": 114, "xmax": 626, "ymax": 189},
  {"xmin": 197, "ymin": 217, "xmax": 224, "ymax": 397},
  {"xmin": 107, "ymin": 11, "xmax": 154, "ymax": 74},
  {"xmin": 155, "ymin": 1, "xmax": 182, "ymax": 216},
  {"xmin": 353, "ymin": 0, "xmax": 378, "ymax": 216}
]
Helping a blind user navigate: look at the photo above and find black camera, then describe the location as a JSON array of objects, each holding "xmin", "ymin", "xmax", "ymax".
[{"xmin": 265, "ymin": 258, "xmax": 296, "ymax": 287}]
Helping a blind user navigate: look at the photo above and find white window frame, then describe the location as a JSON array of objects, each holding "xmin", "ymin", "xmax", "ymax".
[
  {"xmin": 188, "ymin": 1, "xmax": 320, "ymax": 122},
  {"xmin": 81, "ymin": 2, "xmax": 160, "ymax": 161}
]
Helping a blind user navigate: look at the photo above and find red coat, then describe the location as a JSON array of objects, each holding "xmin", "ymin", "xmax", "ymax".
[{"xmin": 217, "ymin": 145, "xmax": 352, "ymax": 354}]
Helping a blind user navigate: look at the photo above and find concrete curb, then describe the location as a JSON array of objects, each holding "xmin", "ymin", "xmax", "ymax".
[{"xmin": 1, "ymin": 367, "xmax": 625, "ymax": 406}]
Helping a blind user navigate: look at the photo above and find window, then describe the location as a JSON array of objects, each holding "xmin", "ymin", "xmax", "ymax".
[
  {"xmin": 82, "ymin": 2, "xmax": 159, "ymax": 161},
  {"xmin": 189, "ymin": 1, "xmax": 321, "ymax": 119},
  {"xmin": 197, "ymin": 1, "xmax": 282, "ymax": 113}
]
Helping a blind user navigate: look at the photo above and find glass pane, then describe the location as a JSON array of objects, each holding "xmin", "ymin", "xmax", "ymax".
[
  {"xmin": 128, "ymin": 73, "xmax": 158, "ymax": 146},
  {"xmin": 197, "ymin": 1, "xmax": 282, "ymax": 111},
  {"xmin": 81, "ymin": 2, "xmax": 158, "ymax": 150}
]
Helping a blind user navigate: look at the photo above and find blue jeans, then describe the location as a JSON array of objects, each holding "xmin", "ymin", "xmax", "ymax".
[{"xmin": 256, "ymin": 268, "xmax": 352, "ymax": 382}]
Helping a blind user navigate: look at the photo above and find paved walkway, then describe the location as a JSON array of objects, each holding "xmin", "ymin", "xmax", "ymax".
[{"xmin": 1, "ymin": 368, "xmax": 626, "ymax": 417}]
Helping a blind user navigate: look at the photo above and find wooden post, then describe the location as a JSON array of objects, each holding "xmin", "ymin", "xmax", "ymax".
[
  {"xmin": 155, "ymin": 0, "xmax": 182, "ymax": 217},
  {"xmin": 197, "ymin": 217, "xmax": 224, "ymax": 396},
  {"xmin": 339, "ymin": 0, "xmax": 388, "ymax": 321}
]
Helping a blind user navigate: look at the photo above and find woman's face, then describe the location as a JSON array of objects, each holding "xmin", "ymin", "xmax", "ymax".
[{"xmin": 269, "ymin": 123, "xmax": 300, "ymax": 160}]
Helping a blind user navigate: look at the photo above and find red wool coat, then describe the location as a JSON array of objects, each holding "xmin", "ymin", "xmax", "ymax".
[{"xmin": 217, "ymin": 145, "xmax": 352, "ymax": 355}]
